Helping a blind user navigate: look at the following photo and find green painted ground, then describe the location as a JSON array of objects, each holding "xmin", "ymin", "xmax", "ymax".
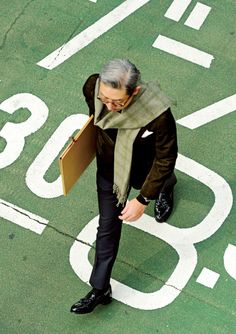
[{"xmin": 1, "ymin": 1, "xmax": 236, "ymax": 333}]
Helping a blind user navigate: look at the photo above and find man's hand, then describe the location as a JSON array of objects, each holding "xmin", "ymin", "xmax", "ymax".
[{"xmin": 119, "ymin": 198, "xmax": 147, "ymax": 222}]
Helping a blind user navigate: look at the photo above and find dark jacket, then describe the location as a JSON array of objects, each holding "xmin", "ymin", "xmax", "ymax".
[{"xmin": 83, "ymin": 74, "xmax": 178, "ymax": 200}]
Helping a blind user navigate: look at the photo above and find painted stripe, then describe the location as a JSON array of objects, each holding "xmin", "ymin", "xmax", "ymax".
[
  {"xmin": 89, "ymin": 0, "xmax": 97, "ymax": 3},
  {"xmin": 185, "ymin": 3, "xmax": 211, "ymax": 30},
  {"xmin": 37, "ymin": 0, "xmax": 150, "ymax": 70},
  {"xmin": 177, "ymin": 93, "xmax": 236, "ymax": 129},
  {"xmin": 0, "ymin": 199, "xmax": 48, "ymax": 235},
  {"xmin": 164, "ymin": 0, "xmax": 192, "ymax": 22},
  {"xmin": 152, "ymin": 34, "xmax": 214, "ymax": 68}
]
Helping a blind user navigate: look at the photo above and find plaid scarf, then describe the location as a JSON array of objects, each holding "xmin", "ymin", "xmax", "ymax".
[{"xmin": 94, "ymin": 79, "xmax": 171, "ymax": 205}]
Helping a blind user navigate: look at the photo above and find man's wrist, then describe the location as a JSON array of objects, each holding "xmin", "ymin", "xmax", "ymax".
[{"xmin": 136, "ymin": 194, "xmax": 151, "ymax": 206}]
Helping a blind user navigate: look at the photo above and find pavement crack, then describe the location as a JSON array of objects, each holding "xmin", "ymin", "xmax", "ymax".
[
  {"xmin": 45, "ymin": 20, "xmax": 83, "ymax": 68},
  {"xmin": 0, "ymin": 200, "xmax": 183, "ymax": 292},
  {"xmin": 117, "ymin": 258, "xmax": 236, "ymax": 316},
  {"xmin": 3, "ymin": 201, "xmax": 236, "ymax": 315},
  {"xmin": 0, "ymin": 0, "xmax": 35, "ymax": 50},
  {"xmin": 1, "ymin": 200, "xmax": 94, "ymax": 249},
  {"xmin": 45, "ymin": 223, "xmax": 95, "ymax": 249},
  {"xmin": 116, "ymin": 257, "xmax": 182, "ymax": 291}
]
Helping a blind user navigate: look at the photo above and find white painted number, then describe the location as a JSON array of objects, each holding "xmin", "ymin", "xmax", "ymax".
[
  {"xmin": 0, "ymin": 93, "xmax": 48, "ymax": 168},
  {"xmin": 26, "ymin": 114, "xmax": 89, "ymax": 198},
  {"xmin": 224, "ymin": 244, "xmax": 236, "ymax": 281}
]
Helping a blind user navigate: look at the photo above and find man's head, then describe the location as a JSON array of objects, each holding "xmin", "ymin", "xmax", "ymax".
[{"xmin": 98, "ymin": 59, "xmax": 141, "ymax": 112}]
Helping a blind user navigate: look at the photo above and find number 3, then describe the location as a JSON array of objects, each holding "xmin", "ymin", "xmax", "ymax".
[{"xmin": 0, "ymin": 93, "xmax": 49, "ymax": 168}]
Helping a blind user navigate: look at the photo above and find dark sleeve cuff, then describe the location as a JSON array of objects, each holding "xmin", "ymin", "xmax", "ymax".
[{"xmin": 136, "ymin": 194, "xmax": 151, "ymax": 206}]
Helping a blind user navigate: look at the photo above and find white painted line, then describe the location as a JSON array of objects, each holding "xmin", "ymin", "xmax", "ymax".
[
  {"xmin": 185, "ymin": 2, "xmax": 211, "ymax": 30},
  {"xmin": 177, "ymin": 93, "xmax": 236, "ymax": 129},
  {"xmin": 37, "ymin": 0, "xmax": 151, "ymax": 70},
  {"xmin": 224, "ymin": 244, "xmax": 236, "ymax": 280},
  {"xmin": 165, "ymin": 0, "xmax": 192, "ymax": 22},
  {"xmin": 0, "ymin": 199, "xmax": 48, "ymax": 235},
  {"xmin": 196, "ymin": 267, "xmax": 220, "ymax": 288},
  {"xmin": 89, "ymin": 0, "xmax": 97, "ymax": 2},
  {"xmin": 152, "ymin": 35, "xmax": 214, "ymax": 68}
]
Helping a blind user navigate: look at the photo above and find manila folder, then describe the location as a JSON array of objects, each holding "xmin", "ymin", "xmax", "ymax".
[{"xmin": 59, "ymin": 115, "xmax": 97, "ymax": 195}]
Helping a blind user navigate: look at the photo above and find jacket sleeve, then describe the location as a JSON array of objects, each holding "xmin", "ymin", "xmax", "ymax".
[
  {"xmin": 140, "ymin": 108, "xmax": 178, "ymax": 199},
  {"xmin": 82, "ymin": 73, "xmax": 99, "ymax": 116}
]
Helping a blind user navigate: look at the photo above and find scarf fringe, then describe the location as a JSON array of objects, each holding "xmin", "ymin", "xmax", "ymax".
[{"xmin": 113, "ymin": 184, "xmax": 127, "ymax": 207}]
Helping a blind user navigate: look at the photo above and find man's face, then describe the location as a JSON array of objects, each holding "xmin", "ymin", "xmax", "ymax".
[{"xmin": 97, "ymin": 81, "xmax": 133, "ymax": 112}]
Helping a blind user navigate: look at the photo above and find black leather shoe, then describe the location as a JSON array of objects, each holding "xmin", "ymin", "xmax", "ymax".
[
  {"xmin": 70, "ymin": 285, "xmax": 112, "ymax": 314},
  {"xmin": 154, "ymin": 191, "xmax": 173, "ymax": 223}
]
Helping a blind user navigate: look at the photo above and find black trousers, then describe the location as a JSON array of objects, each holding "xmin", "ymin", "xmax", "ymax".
[
  {"xmin": 89, "ymin": 171, "xmax": 176, "ymax": 290},
  {"xmin": 89, "ymin": 172, "xmax": 128, "ymax": 290}
]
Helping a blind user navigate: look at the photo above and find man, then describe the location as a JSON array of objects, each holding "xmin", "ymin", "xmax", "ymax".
[{"xmin": 70, "ymin": 59, "xmax": 178, "ymax": 314}]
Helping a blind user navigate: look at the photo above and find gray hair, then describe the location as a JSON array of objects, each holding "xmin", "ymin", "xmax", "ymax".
[{"xmin": 99, "ymin": 59, "xmax": 140, "ymax": 95}]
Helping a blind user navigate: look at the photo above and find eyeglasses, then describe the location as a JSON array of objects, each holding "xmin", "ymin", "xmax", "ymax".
[{"xmin": 97, "ymin": 93, "xmax": 131, "ymax": 108}]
